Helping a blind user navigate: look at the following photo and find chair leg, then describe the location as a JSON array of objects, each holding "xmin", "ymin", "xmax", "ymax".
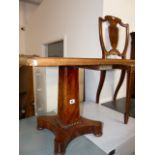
[
  {"xmin": 96, "ymin": 71, "xmax": 106, "ymax": 103},
  {"xmin": 113, "ymin": 70, "xmax": 126, "ymax": 102},
  {"xmin": 124, "ymin": 67, "xmax": 134, "ymax": 124}
]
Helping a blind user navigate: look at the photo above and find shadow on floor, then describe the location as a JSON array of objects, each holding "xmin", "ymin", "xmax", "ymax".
[{"xmin": 101, "ymin": 97, "xmax": 135, "ymax": 118}]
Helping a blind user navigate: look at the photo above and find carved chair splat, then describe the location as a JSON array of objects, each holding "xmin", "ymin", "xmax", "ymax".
[{"xmin": 96, "ymin": 16, "xmax": 134, "ymax": 124}]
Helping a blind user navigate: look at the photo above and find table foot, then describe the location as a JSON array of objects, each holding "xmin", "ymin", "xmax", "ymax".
[
  {"xmin": 94, "ymin": 133, "xmax": 102, "ymax": 137},
  {"xmin": 37, "ymin": 115, "xmax": 103, "ymax": 154},
  {"xmin": 54, "ymin": 153, "xmax": 64, "ymax": 155}
]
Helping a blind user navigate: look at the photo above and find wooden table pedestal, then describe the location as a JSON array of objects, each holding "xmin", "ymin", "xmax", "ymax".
[
  {"xmin": 20, "ymin": 56, "xmax": 135, "ymax": 155},
  {"xmin": 37, "ymin": 66, "xmax": 103, "ymax": 155}
]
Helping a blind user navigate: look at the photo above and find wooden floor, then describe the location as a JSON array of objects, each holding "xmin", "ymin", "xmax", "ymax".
[{"xmin": 102, "ymin": 97, "xmax": 135, "ymax": 118}]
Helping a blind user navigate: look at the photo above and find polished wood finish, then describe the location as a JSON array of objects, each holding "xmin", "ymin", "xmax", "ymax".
[
  {"xmin": 37, "ymin": 67, "xmax": 102, "ymax": 155},
  {"xmin": 130, "ymin": 32, "xmax": 135, "ymax": 60},
  {"xmin": 96, "ymin": 71, "xmax": 106, "ymax": 103},
  {"xmin": 130, "ymin": 32, "xmax": 135, "ymax": 98},
  {"xmin": 99, "ymin": 16, "xmax": 129, "ymax": 58},
  {"xmin": 20, "ymin": 56, "xmax": 134, "ymax": 67},
  {"xmin": 113, "ymin": 32, "xmax": 135, "ymax": 100},
  {"xmin": 113, "ymin": 70, "xmax": 126, "ymax": 101},
  {"xmin": 58, "ymin": 67, "xmax": 80, "ymax": 125},
  {"xmin": 97, "ymin": 16, "xmax": 130, "ymax": 104},
  {"xmin": 19, "ymin": 55, "xmax": 134, "ymax": 124},
  {"xmin": 124, "ymin": 66, "xmax": 135, "ymax": 123},
  {"xmin": 19, "ymin": 66, "xmax": 34, "ymax": 119},
  {"xmin": 20, "ymin": 54, "xmax": 134, "ymax": 154},
  {"xmin": 95, "ymin": 16, "xmax": 134, "ymax": 124},
  {"xmin": 38, "ymin": 116, "xmax": 102, "ymax": 155},
  {"xmin": 33, "ymin": 65, "xmax": 102, "ymax": 155}
]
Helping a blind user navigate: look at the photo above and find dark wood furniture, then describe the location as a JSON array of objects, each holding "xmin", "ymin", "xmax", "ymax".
[
  {"xmin": 19, "ymin": 66, "xmax": 34, "ymax": 119},
  {"xmin": 130, "ymin": 32, "xmax": 135, "ymax": 98},
  {"xmin": 20, "ymin": 56, "xmax": 134, "ymax": 155},
  {"xmin": 20, "ymin": 114, "xmax": 107, "ymax": 155},
  {"xmin": 130, "ymin": 32, "xmax": 135, "ymax": 60},
  {"xmin": 113, "ymin": 31, "xmax": 135, "ymax": 100},
  {"xmin": 94, "ymin": 16, "xmax": 134, "ymax": 122}
]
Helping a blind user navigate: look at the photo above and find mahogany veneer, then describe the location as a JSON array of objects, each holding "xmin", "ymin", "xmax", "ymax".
[
  {"xmin": 37, "ymin": 67, "xmax": 102, "ymax": 155},
  {"xmin": 20, "ymin": 55, "xmax": 134, "ymax": 154}
]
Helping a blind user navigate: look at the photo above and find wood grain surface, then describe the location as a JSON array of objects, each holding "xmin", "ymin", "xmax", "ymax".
[{"xmin": 20, "ymin": 55, "xmax": 134, "ymax": 67}]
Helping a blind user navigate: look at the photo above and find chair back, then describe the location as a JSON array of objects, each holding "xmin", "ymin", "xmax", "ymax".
[{"xmin": 99, "ymin": 16, "xmax": 129, "ymax": 59}]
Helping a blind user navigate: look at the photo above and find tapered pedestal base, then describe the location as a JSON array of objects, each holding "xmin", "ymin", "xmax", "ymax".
[{"xmin": 37, "ymin": 115, "xmax": 103, "ymax": 155}]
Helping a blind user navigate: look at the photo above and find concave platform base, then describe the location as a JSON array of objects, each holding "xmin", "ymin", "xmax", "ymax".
[{"xmin": 37, "ymin": 115, "xmax": 103, "ymax": 155}]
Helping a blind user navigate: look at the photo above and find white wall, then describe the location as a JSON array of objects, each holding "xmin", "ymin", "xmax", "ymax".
[
  {"xmin": 19, "ymin": 2, "xmax": 39, "ymax": 54},
  {"xmin": 25, "ymin": 0, "xmax": 103, "ymax": 113},
  {"xmin": 19, "ymin": 2, "xmax": 26, "ymax": 54},
  {"xmin": 104, "ymin": 0, "xmax": 135, "ymax": 31},
  {"xmin": 25, "ymin": 0, "xmax": 103, "ymax": 57},
  {"xmin": 103, "ymin": 0, "xmax": 135, "ymax": 103},
  {"xmin": 86, "ymin": 0, "xmax": 135, "ymax": 103},
  {"xmin": 24, "ymin": 0, "xmax": 134, "ymax": 113}
]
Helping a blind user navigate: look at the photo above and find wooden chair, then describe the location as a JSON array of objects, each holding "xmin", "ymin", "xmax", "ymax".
[
  {"xmin": 113, "ymin": 32, "xmax": 135, "ymax": 101},
  {"xmin": 96, "ymin": 16, "xmax": 134, "ymax": 122}
]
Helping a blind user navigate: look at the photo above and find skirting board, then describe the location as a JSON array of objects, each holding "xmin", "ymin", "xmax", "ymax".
[{"xmin": 81, "ymin": 102, "xmax": 135, "ymax": 155}]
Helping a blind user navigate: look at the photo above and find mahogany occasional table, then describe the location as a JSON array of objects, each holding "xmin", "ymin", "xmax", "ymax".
[{"xmin": 20, "ymin": 55, "xmax": 135, "ymax": 155}]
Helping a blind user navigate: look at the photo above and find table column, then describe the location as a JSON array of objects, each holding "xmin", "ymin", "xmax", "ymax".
[
  {"xmin": 58, "ymin": 67, "xmax": 80, "ymax": 125},
  {"xmin": 37, "ymin": 66, "xmax": 103, "ymax": 155}
]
